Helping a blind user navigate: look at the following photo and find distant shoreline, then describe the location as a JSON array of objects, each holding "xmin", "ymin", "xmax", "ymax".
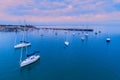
[
  {"xmin": 0, "ymin": 25, "xmax": 36, "ymax": 32},
  {"xmin": 0, "ymin": 25, "xmax": 93, "ymax": 32}
]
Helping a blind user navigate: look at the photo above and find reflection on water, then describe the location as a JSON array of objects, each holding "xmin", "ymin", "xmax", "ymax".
[{"xmin": 0, "ymin": 26, "xmax": 120, "ymax": 80}]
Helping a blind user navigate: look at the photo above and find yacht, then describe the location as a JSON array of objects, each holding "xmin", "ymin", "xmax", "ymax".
[
  {"xmin": 72, "ymin": 33, "xmax": 75, "ymax": 36},
  {"xmin": 64, "ymin": 32, "xmax": 69, "ymax": 46},
  {"xmin": 20, "ymin": 55, "xmax": 40, "ymax": 67},
  {"xmin": 20, "ymin": 47, "xmax": 40, "ymax": 67},
  {"xmin": 81, "ymin": 36, "xmax": 85, "ymax": 41},
  {"xmin": 85, "ymin": 33, "xmax": 88, "ymax": 36},
  {"xmin": 14, "ymin": 41, "xmax": 31, "ymax": 48},
  {"xmin": 14, "ymin": 26, "xmax": 31, "ymax": 48}
]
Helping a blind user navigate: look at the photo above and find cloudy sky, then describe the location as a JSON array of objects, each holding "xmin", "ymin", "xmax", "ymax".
[{"xmin": 0, "ymin": 0, "xmax": 120, "ymax": 25}]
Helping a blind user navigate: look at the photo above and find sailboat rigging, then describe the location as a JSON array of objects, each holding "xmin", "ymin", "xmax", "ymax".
[
  {"xmin": 20, "ymin": 46, "xmax": 40, "ymax": 67},
  {"xmin": 14, "ymin": 26, "xmax": 31, "ymax": 48},
  {"xmin": 64, "ymin": 31, "xmax": 69, "ymax": 46}
]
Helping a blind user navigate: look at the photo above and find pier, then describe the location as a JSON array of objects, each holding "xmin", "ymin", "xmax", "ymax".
[
  {"xmin": 0, "ymin": 25, "xmax": 94, "ymax": 32},
  {"xmin": 38, "ymin": 27, "xmax": 93, "ymax": 32}
]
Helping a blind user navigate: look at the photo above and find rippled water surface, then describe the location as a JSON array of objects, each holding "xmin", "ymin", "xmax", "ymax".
[{"xmin": 0, "ymin": 26, "xmax": 120, "ymax": 80}]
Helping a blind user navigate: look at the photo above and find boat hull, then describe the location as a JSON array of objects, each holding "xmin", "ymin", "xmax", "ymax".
[
  {"xmin": 20, "ymin": 55, "xmax": 40, "ymax": 67},
  {"xmin": 106, "ymin": 38, "xmax": 110, "ymax": 42},
  {"xmin": 14, "ymin": 43, "xmax": 31, "ymax": 48},
  {"xmin": 64, "ymin": 41, "xmax": 69, "ymax": 46}
]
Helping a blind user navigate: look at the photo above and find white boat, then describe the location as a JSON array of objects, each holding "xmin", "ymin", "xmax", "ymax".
[
  {"xmin": 106, "ymin": 37, "xmax": 110, "ymax": 42},
  {"xmin": 64, "ymin": 41, "xmax": 69, "ymax": 46},
  {"xmin": 20, "ymin": 55, "xmax": 40, "ymax": 67},
  {"xmin": 20, "ymin": 47, "xmax": 40, "ymax": 67},
  {"xmin": 81, "ymin": 36, "xmax": 85, "ymax": 41},
  {"xmin": 14, "ymin": 42, "xmax": 31, "ymax": 48},
  {"xmin": 85, "ymin": 33, "xmax": 88, "ymax": 36},
  {"xmin": 72, "ymin": 33, "xmax": 75, "ymax": 36},
  {"xmin": 64, "ymin": 32, "xmax": 69, "ymax": 46},
  {"xmin": 14, "ymin": 26, "xmax": 31, "ymax": 49}
]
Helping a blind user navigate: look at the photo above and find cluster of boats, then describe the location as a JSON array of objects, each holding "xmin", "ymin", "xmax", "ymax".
[
  {"xmin": 14, "ymin": 28, "xmax": 110, "ymax": 67},
  {"xmin": 14, "ymin": 28, "xmax": 40, "ymax": 67},
  {"xmin": 64, "ymin": 31, "xmax": 110, "ymax": 46}
]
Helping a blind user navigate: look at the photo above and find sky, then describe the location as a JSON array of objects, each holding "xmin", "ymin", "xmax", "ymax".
[{"xmin": 0, "ymin": 0, "xmax": 120, "ymax": 25}]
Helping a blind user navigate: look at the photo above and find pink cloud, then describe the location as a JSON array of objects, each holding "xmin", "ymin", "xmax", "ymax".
[
  {"xmin": 0, "ymin": 11, "xmax": 120, "ymax": 23},
  {"xmin": 0, "ymin": 0, "xmax": 119, "ymax": 24},
  {"xmin": 113, "ymin": 0, "xmax": 120, "ymax": 3}
]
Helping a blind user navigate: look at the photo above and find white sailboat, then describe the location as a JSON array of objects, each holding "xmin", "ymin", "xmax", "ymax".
[
  {"xmin": 20, "ymin": 47, "xmax": 40, "ymax": 67},
  {"xmin": 85, "ymin": 26, "xmax": 89, "ymax": 37},
  {"xmin": 14, "ymin": 42, "xmax": 31, "ymax": 48},
  {"xmin": 64, "ymin": 32, "xmax": 69, "ymax": 46},
  {"xmin": 64, "ymin": 41, "xmax": 69, "ymax": 46},
  {"xmin": 106, "ymin": 33, "xmax": 111, "ymax": 42},
  {"xmin": 81, "ymin": 31, "xmax": 85, "ymax": 41},
  {"xmin": 81, "ymin": 36, "xmax": 85, "ymax": 41},
  {"xmin": 72, "ymin": 32, "xmax": 75, "ymax": 36},
  {"xmin": 85, "ymin": 33, "xmax": 88, "ymax": 37},
  {"xmin": 14, "ymin": 26, "xmax": 31, "ymax": 48}
]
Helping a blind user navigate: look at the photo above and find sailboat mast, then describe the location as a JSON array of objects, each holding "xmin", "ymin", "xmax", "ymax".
[
  {"xmin": 14, "ymin": 32, "xmax": 17, "ymax": 45},
  {"xmin": 65, "ymin": 32, "xmax": 68, "ymax": 41},
  {"xmin": 20, "ymin": 47, "xmax": 23, "ymax": 63},
  {"xmin": 21, "ymin": 25, "xmax": 25, "ymax": 42},
  {"xmin": 23, "ymin": 20, "xmax": 27, "ymax": 42},
  {"xmin": 23, "ymin": 26, "xmax": 25, "ymax": 42},
  {"xmin": 25, "ymin": 45, "xmax": 28, "ymax": 56}
]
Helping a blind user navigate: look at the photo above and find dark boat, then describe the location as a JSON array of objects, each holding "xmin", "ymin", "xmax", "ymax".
[
  {"xmin": 106, "ymin": 38, "xmax": 110, "ymax": 42},
  {"xmin": 20, "ymin": 41, "xmax": 30, "ymax": 43}
]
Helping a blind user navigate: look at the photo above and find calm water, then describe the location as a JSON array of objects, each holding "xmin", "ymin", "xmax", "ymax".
[{"xmin": 0, "ymin": 26, "xmax": 120, "ymax": 80}]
